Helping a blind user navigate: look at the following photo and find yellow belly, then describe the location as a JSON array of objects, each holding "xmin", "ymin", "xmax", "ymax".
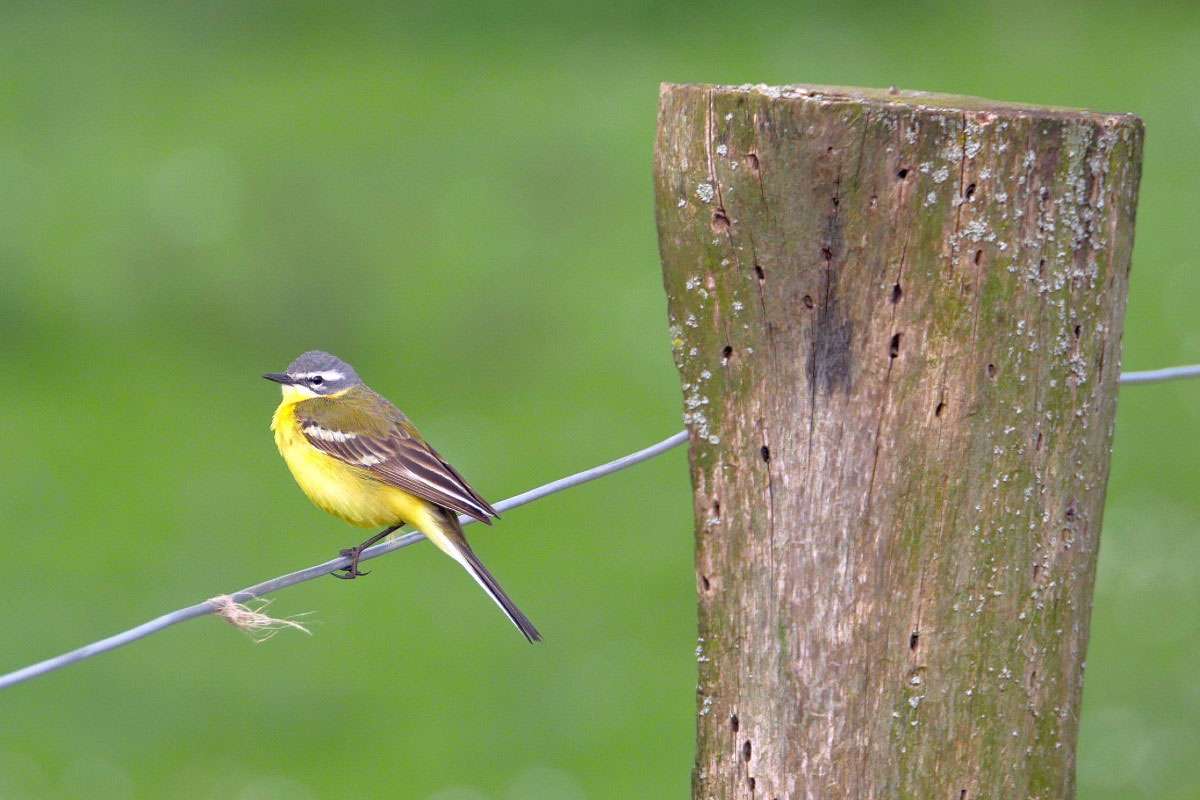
[{"xmin": 271, "ymin": 398, "xmax": 430, "ymax": 529}]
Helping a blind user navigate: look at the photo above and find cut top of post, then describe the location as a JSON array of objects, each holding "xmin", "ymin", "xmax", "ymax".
[{"xmin": 660, "ymin": 82, "xmax": 1143, "ymax": 127}]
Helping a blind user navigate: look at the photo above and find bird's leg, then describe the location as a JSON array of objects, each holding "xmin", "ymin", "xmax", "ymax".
[{"xmin": 333, "ymin": 524, "xmax": 402, "ymax": 579}]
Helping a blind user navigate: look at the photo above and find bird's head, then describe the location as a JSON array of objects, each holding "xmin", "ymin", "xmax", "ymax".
[{"xmin": 264, "ymin": 350, "xmax": 363, "ymax": 399}]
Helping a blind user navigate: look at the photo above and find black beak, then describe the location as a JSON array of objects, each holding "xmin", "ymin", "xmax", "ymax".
[{"xmin": 262, "ymin": 372, "xmax": 293, "ymax": 384}]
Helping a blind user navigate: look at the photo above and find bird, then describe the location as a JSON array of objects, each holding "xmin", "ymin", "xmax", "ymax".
[{"xmin": 264, "ymin": 350, "xmax": 541, "ymax": 642}]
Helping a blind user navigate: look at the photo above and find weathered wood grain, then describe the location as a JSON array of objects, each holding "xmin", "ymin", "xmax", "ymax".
[{"xmin": 654, "ymin": 84, "xmax": 1143, "ymax": 800}]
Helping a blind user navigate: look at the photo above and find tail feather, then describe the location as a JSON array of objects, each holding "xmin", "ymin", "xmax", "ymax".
[
  {"xmin": 421, "ymin": 507, "xmax": 541, "ymax": 643},
  {"xmin": 457, "ymin": 546, "xmax": 542, "ymax": 643}
]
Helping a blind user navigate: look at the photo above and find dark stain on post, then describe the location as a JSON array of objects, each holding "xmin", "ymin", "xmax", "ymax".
[
  {"xmin": 807, "ymin": 305, "xmax": 853, "ymax": 397},
  {"xmin": 807, "ymin": 211, "xmax": 853, "ymax": 396}
]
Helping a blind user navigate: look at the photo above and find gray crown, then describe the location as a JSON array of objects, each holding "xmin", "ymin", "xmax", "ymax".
[{"xmin": 284, "ymin": 350, "xmax": 363, "ymax": 394}]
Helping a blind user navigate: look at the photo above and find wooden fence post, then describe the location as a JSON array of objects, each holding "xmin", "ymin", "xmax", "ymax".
[{"xmin": 654, "ymin": 84, "xmax": 1143, "ymax": 799}]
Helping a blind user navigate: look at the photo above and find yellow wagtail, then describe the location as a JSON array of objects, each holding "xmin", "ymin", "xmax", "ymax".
[{"xmin": 265, "ymin": 350, "xmax": 540, "ymax": 642}]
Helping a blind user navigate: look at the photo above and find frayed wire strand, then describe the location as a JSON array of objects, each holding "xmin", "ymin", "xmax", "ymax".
[{"xmin": 208, "ymin": 595, "xmax": 312, "ymax": 642}]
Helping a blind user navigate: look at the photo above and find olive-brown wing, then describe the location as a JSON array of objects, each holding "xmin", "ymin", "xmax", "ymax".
[{"xmin": 295, "ymin": 410, "xmax": 497, "ymax": 524}]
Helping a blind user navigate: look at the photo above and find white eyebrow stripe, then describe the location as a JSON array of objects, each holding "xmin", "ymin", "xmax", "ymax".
[
  {"xmin": 303, "ymin": 425, "xmax": 357, "ymax": 443},
  {"xmin": 293, "ymin": 370, "xmax": 346, "ymax": 382}
]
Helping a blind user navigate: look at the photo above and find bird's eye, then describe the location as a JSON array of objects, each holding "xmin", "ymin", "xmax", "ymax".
[{"xmin": 310, "ymin": 376, "xmax": 324, "ymax": 386}]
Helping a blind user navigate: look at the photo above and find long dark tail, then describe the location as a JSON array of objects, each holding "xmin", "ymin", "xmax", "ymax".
[
  {"xmin": 456, "ymin": 544, "xmax": 542, "ymax": 643},
  {"xmin": 424, "ymin": 507, "xmax": 541, "ymax": 643}
]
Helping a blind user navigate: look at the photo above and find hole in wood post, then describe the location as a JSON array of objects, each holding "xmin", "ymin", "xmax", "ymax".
[
  {"xmin": 754, "ymin": 264, "xmax": 765, "ymax": 281},
  {"xmin": 742, "ymin": 740, "xmax": 752, "ymax": 762},
  {"xmin": 891, "ymin": 283, "xmax": 903, "ymax": 303},
  {"xmin": 712, "ymin": 499, "xmax": 721, "ymax": 518},
  {"xmin": 1073, "ymin": 324, "xmax": 1081, "ymax": 339},
  {"xmin": 1033, "ymin": 563, "xmax": 1041, "ymax": 581},
  {"xmin": 960, "ymin": 791, "xmax": 968, "ymax": 800},
  {"xmin": 722, "ymin": 345, "xmax": 733, "ymax": 363},
  {"xmin": 986, "ymin": 363, "xmax": 997, "ymax": 379},
  {"xmin": 746, "ymin": 152, "xmax": 760, "ymax": 173},
  {"xmin": 897, "ymin": 168, "xmax": 909, "ymax": 179},
  {"xmin": 965, "ymin": 182, "xmax": 976, "ymax": 200},
  {"xmin": 748, "ymin": 777, "xmax": 756, "ymax": 791},
  {"xmin": 974, "ymin": 249, "xmax": 983, "ymax": 266},
  {"xmin": 802, "ymin": 294, "xmax": 814, "ymax": 309},
  {"xmin": 869, "ymin": 194, "xmax": 878, "ymax": 209},
  {"xmin": 730, "ymin": 713, "xmax": 739, "ymax": 732},
  {"xmin": 760, "ymin": 446, "xmax": 770, "ymax": 463},
  {"xmin": 821, "ymin": 246, "xmax": 833, "ymax": 262},
  {"xmin": 909, "ymin": 631, "xmax": 919, "ymax": 650},
  {"xmin": 935, "ymin": 400, "xmax": 946, "ymax": 418},
  {"xmin": 1035, "ymin": 431, "xmax": 1043, "ymax": 451},
  {"xmin": 889, "ymin": 333, "xmax": 902, "ymax": 359},
  {"xmin": 701, "ymin": 575, "xmax": 711, "ymax": 591},
  {"xmin": 711, "ymin": 210, "xmax": 731, "ymax": 234},
  {"xmin": 1038, "ymin": 258, "xmax": 1046, "ymax": 277}
]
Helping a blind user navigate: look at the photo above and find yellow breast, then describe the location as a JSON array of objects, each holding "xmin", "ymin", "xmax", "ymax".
[{"xmin": 271, "ymin": 394, "xmax": 429, "ymax": 529}]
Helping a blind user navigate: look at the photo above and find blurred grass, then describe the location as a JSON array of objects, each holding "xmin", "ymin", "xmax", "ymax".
[{"xmin": 0, "ymin": 1, "xmax": 1197, "ymax": 797}]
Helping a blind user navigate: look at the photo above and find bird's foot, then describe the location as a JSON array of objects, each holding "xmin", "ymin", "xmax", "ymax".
[
  {"xmin": 332, "ymin": 546, "xmax": 370, "ymax": 579},
  {"xmin": 330, "ymin": 524, "xmax": 400, "ymax": 580}
]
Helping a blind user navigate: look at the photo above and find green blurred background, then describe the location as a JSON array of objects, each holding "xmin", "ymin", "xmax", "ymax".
[{"xmin": 0, "ymin": 1, "xmax": 1196, "ymax": 797}]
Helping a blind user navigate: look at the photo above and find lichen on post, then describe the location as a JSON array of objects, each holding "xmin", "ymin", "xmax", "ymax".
[{"xmin": 654, "ymin": 83, "xmax": 1143, "ymax": 799}]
